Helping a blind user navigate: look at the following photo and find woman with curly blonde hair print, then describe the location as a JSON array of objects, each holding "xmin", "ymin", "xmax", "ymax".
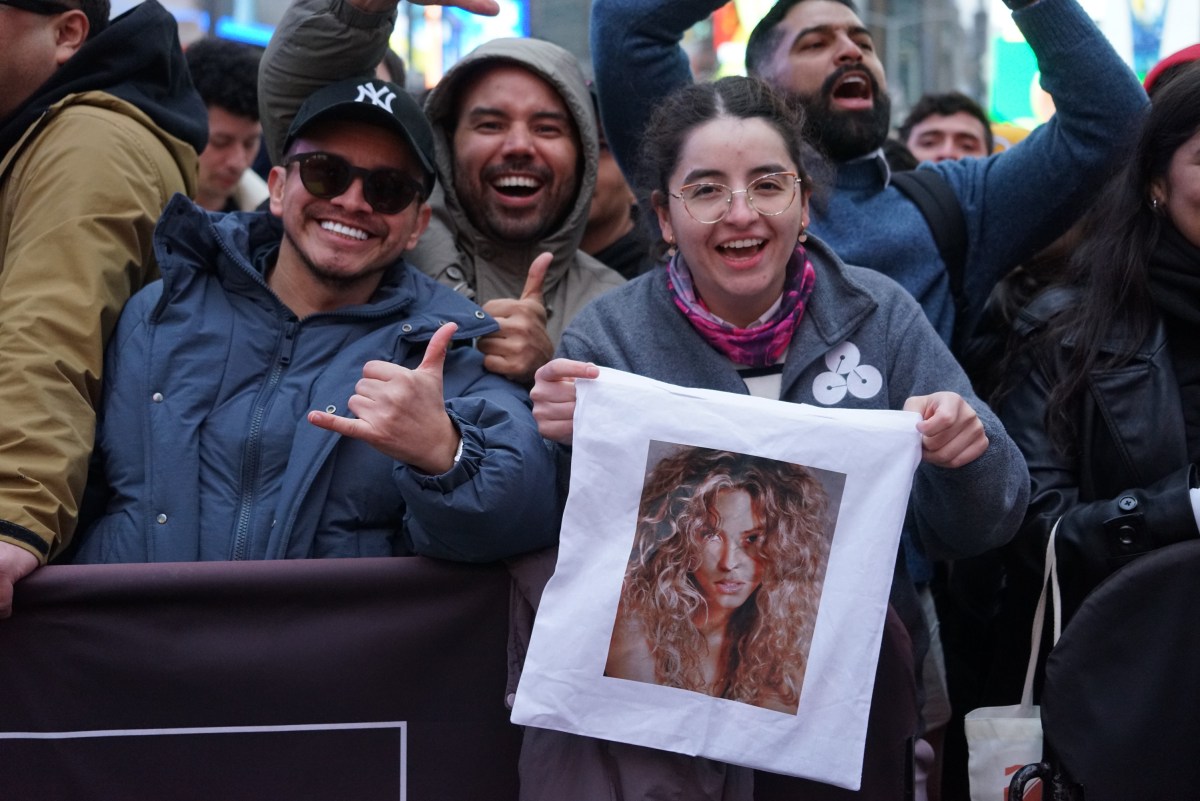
[{"xmin": 605, "ymin": 445, "xmax": 835, "ymax": 715}]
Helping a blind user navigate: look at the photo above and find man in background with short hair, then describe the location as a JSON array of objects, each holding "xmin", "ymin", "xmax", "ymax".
[
  {"xmin": 186, "ymin": 36, "xmax": 268, "ymax": 212},
  {"xmin": 581, "ymin": 92, "xmax": 654, "ymax": 280},
  {"xmin": 899, "ymin": 91, "xmax": 993, "ymax": 163}
]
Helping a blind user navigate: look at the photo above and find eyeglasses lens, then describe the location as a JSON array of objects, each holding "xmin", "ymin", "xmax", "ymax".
[
  {"xmin": 680, "ymin": 173, "xmax": 798, "ymax": 223},
  {"xmin": 363, "ymin": 170, "xmax": 417, "ymax": 215},
  {"xmin": 681, "ymin": 185, "xmax": 731, "ymax": 224},
  {"xmin": 746, "ymin": 174, "xmax": 798, "ymax": 215},
  {"xmin": 297, "ymin": 155, "xmax": 349, "ymax": 199}
]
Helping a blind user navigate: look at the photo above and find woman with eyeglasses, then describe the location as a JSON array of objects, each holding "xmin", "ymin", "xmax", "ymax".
[{"xmin": 525, "ymin": 76, "xmax": 1028, "ymax": 799}]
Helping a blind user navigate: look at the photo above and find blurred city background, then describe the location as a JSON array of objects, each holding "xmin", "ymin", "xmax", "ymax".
[{"xmin": 124, "ymin": 0, "xmax": 1198, "ymax": 135}]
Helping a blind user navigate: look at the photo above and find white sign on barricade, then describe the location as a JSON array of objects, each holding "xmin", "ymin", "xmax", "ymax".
[{"xmin": 512, "ymin": 368, "xmax": 922, "ymax": 790}]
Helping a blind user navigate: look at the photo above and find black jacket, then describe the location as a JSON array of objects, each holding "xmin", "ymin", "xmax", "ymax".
[{"xmin": 988, "ymin": 286, "xmax": 1197, "ymax": 698}]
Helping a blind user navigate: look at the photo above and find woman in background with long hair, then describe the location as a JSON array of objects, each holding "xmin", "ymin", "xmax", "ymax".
[{"xmin": 985, "ymin": 62, "xmax": 1200, "ymax": 703}]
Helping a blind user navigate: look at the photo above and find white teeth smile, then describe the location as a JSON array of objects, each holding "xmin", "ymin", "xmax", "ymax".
[
  {"xmin": 493, "ymin": 176, "xmax": 541, "ymax": 188},
  {"xmin": 721, "ymin": 238, "xmax": 764, "ymax": 249},
  {"xmin": 320, "ymin": 221, "xmax": 368, "ymax": 240}
]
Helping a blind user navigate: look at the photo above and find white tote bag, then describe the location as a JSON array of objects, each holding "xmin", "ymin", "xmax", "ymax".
[
  {"xmin": 511, "ymin": 368, "xmax": 922, "ymax": 790},
  {"xmin": 964, "ymin": 519, "xmax": 1062, "ymax": 801}
]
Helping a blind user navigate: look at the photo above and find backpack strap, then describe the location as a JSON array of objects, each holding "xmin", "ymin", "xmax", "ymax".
[{"xmin": 891, "ymin": 169, "xmax": 969, "ymax": 348}]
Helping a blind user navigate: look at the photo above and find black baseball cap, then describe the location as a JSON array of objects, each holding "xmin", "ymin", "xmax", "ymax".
[{"xmin": 284, "ymin": 77, "xmax": 437, "ymax": 195}]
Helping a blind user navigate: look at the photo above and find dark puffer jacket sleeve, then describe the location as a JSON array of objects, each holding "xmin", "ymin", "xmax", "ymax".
[{"xmin": 393, "ymin": 348, "xmax": 560, "ymax": 563}]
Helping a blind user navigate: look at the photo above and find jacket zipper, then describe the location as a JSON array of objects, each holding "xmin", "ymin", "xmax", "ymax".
[{"xmin": 230, "ymin": 320, "xmax": 297, "ymax": 560}]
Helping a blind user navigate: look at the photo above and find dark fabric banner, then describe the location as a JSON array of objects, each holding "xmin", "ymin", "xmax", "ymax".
[
  {"xmin": 0, "ymin": 558, "xmax": 915, "ymax": 800},
  {"xmin": 0, "ymin": 557, "xmax": 521, "ymax": 800}
]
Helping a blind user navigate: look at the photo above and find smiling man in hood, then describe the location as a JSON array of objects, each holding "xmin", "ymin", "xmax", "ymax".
[{"xmin": 260, "ymin": 0, "xmax": 625, "ymax": 386}]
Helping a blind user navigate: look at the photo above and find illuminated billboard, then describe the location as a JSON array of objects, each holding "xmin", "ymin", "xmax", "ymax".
[{"xmin": 988, "ymin": 0, "xmax": 1199, "ymax": 125}]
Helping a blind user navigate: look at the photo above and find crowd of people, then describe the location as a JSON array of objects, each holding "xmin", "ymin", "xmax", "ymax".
[{"xmin": 0, "ymin": 0, "xmax": 1196, "ymax": 796}]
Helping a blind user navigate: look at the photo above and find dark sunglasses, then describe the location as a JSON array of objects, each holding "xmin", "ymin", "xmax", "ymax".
[
  {"xmin": 0, "ymin": 0, "xmax": 75, "ymax": 13},
  {"xmin": 283, "ymin": 151, "xmax": 424, "ymax": 215}
]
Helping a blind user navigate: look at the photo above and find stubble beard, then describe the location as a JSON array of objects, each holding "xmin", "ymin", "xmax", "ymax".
[
  {"xmin": 281, "ymin": 225, "xmax": 390, "ymax": 292},
  {"xmin": 454, "ymin": 159, "xmax": 578, "ymax": 244}
]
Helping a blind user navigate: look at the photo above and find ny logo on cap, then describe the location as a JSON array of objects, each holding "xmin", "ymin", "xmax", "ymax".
[{"xmin": 355, "ymin": 82, "xmax": 396, "ymax": 112}]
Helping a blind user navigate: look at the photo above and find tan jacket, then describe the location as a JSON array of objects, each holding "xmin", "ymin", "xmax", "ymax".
[{"xmin": 0, "ymin": 92, "xmax": 197, "ymax": 560}]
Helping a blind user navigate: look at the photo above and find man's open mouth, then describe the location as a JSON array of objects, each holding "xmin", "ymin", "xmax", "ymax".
[
  {"xmin": 492, "ymin": 175, "xmax": 544, "ymax": 198},
  {"xmin": 831, "ymin": 73, "xmax": 872, "ymax": 102}
]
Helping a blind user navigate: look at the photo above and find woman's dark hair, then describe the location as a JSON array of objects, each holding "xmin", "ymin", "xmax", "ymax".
[
  {"xmin": 636, "ymin": 76, "xmax": 825, "ymax": 257},
  {"xmin": 1033, "ymin": 62, "xmax": 1200, "ymax": 451}
]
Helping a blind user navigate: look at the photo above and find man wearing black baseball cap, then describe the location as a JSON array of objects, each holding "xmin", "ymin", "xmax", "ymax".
[{"xmin": 65, "ymin": 74, "xmax": 560, "ymax": 568}]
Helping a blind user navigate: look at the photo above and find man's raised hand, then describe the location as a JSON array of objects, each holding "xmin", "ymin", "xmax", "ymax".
[
  {"xmin": 410, "ymin": 0, "xmax": 499, "ymax": 14},
  {"xmin": 308, "ymin": 322, "xmax": 462, "ymax": 474},
  {"xmin": 479, "ymin": 252, "xmax": 554, "ymax": 385},
  {"xmin": 350, "ymin": 0, "xmax": 499, "ymax": 18}
]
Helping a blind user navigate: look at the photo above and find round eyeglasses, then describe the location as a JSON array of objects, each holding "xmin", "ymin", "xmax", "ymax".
[
  {"xmin": 668, "ymin": 172, "xmax": 801, "ymax": 224},
  {"xmin": 284, "ymin": 151, "xmax": 425, "ymax": 215}
]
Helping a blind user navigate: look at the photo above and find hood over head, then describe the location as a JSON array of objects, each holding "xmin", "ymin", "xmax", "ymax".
[{"xmin": 416, "ymin": 37, "xmax": 599, "ymax": 306}]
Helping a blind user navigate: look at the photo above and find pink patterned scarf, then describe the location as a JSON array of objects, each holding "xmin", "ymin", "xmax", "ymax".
[{"xmin": 667, "ymin": 245, "xmax": 816, "ymax": 367}]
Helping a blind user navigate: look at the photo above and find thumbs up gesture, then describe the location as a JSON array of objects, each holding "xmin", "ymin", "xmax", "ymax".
[
  {"xmin": 308, "ymin": 322, "xmax": 462, "ymax": 475},
  {"xmin": 479, "ymin": 252, "xmax": 555, "ymax": 385}
]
